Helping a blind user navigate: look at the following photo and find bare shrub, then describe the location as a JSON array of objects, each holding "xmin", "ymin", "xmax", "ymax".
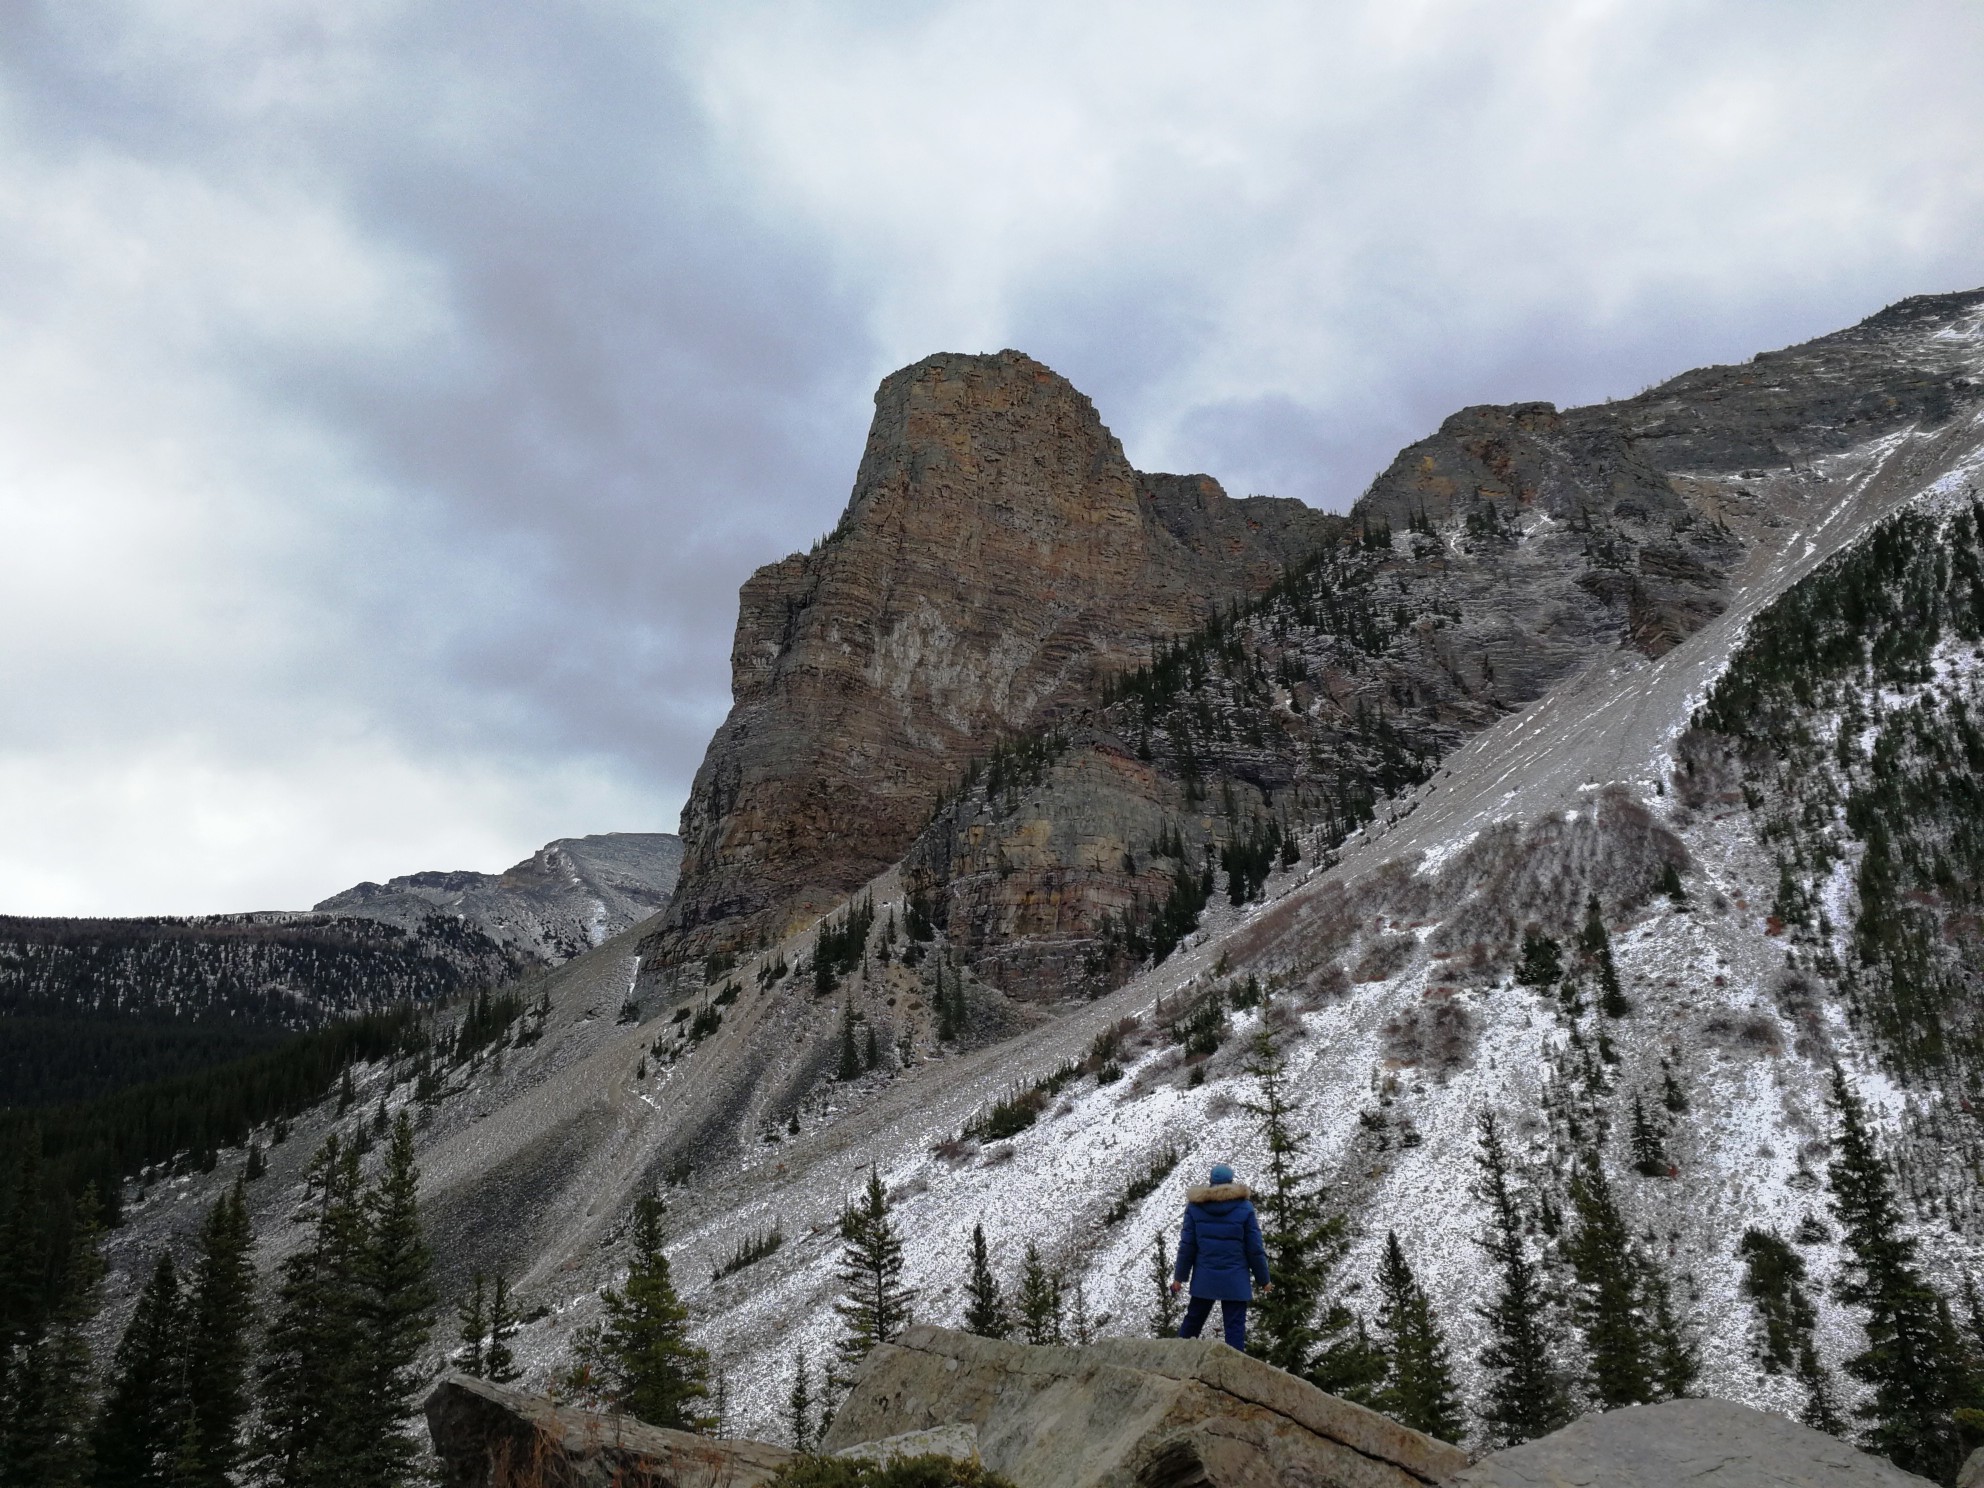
[
  {"xmin": 1353, "ymin": 935, "xmax": 1418, "ymax": 984},
  {"xmin": 930, "ymin": 1137, "xmax": 978, "ymax": 1164},
  {"xmin": 1701, "ymin": 1010, "xmax": 1785, "ymax": 1057},
  {"xmin": 1298, "ymin": 962, "xmax": 1350, "ymax": 1007},
  {"xmin": 1380, "ymin": 994, "xmax": 1478, "ymax": 1075}
]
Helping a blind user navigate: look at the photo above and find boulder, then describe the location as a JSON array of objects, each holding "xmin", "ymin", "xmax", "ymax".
[
  {"xmin": 820, "ymin": 1324, "xmax": 1470, "ymax": 1488},
  {"xmin": 423, "ymin": 1372, "xmax": 794, "ymax": 1488},
  {"xmin": 1455, "ymin": 1398, "xmax": 1936, "ymax": 1488}
]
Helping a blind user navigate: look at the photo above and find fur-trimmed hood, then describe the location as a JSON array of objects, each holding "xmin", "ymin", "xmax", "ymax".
[{"xmin": 1186, "ymin": 1182, "xmax": 1250, "ymax": 1205}]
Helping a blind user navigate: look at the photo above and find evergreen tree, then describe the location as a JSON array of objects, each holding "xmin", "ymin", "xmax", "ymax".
[
  {"xmin": 1582, "ymin": 895, "xmax": 1631, "ymax": 1017},
  {"xmin": 1067, "ymin": 1275, "xmax": 1095, "ymax": 1346},
  {"xmin": 1629, "ymin": 1093, "xmax": 1668, "ymax": 1177},
  {"xmin": 837, "ymin": 1005, "xmax": 861, "ymax": 1083},
  {"xmin": 963, "ymin": 1224, "xmax": 1009, "ymax": 1339},
  {"xmin": 1016, "ymin": 1243, "xmax": 1063, "ymax": 1346},
  {"xmin": 91, "ymin": 1251, "xmax": 187, "ymax": 1488},
  {"xmin": 1564, "ymin": 1156, "xmax": 1656, "ymax": 1408},
  {"xmin": 1148, "ymin": 1232, "xmax": 1182, "ymax": 1339},
  {"xmin": 834, "ymin": 1171, "xmax": 915, "ymax": 1380},
  {"xmin": 1645, "ymin": 1257, "xmax": 1701, "ymax": 1400},
  {"xmin": 455, "ymin": 1274, "xmax": 487, "ymax": 1377},
  {"xmin": 1, "ymin": 1189, "xmax": 106, "ymax": 1488},
  {"xmin": 1372, "ymin": 1232, "xmax": 1465, "ymax": 1442},
  {"xmin": 353, "ymin": 1111, "xmax": 435, "ymax": 1488},
  {"xmin": 485, "ymin": 1274, "xmax": 520, "ymax": 1384},
  {"xmin": 1798, "ymin": 1340, "xmax": 1849, "ymax": 1437},
  {"xmin": 1661, "ymin": 1061, "xmax": 1689, "ymax": 1114},
  {"xmin": 1472, "ymin": 1114, "xmax": 1573, "ymax": 1447},
  {"xmin": 786, "ymin": 1350, "xmax": 814, "ymax": 1452},
  {"xmin": 1515, "ymin": 932, "xmax": 1562, "ymax": 989},
  {"xmin": 599, "ymin": 1195, "xmax": 711, "ymax": 1429},
  {"xmin": 1826, "ymin": 1067, "xmax": 1976, "ymax": 1481},
  {"xmin": 181, "ymin": 1181, "xmax": 256, "ymax": 1488},
  {"xmin": 1243, "ymin": 1026, "xmax": 1360, "ymax": 1391},
  {"xmin": 1738, "ymin": 1228, "xmax": 1819, "ymax": 1375},
  {"xmin": 257, "ymin": 1136, "xmax": 370, "ymax": 1488}
]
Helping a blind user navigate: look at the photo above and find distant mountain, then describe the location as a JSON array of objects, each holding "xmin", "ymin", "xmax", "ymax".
[
  {"xmin": 313, "ymin": 832, "xmax": 683, "ymax": 962},
  {"xmin": 0, "ymin": 832, "xmax": 682, "ymax": 1107}
]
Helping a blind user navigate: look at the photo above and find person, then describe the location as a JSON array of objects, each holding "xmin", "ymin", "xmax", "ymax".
[{"xmin": 1170, "ymin": 1162, "xmax": 1270, "ymax": 1352}]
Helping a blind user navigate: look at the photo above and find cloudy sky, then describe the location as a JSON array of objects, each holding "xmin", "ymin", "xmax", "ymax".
[{"xmin": 3, "ymin": 1, "xmax": 1981, "ymax": 915}]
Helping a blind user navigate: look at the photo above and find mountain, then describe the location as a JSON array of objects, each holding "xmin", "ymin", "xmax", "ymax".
[
  {"xmin": 94, "ymin": 290, "xmax": 1984, "ymax": 1449},
  {"xmin": 0, "ymin": 832, "xmax": 681, "ymax": 1106},
  {"xmin": 315, "ymin": 831, "xmax": 684, "ymax": 963},
  {"xmin": 647, "ymin": 350, "xmax": 1334, "ymax": 972}
]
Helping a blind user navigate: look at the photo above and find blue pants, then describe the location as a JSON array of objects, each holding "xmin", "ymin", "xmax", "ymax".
[{"xmin": 1179, "ymin": 1296, "xmax": 1248, "ymax": 1351}]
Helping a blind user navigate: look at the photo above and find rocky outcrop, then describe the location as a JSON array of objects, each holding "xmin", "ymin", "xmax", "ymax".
[
  {"xmin": 424, "ymin": 1372, "xmax": 794, "ymax": 1488},
  {"xmin": 1454, "ymin": 1397, "xmax": 1935, "ymax": 1488},
  {"xmin": 647, "ymin": 350, "xmax": 1336, "ymax": 971},
  {"xmin": 895, "ymin": 292, "xmax": 1984, "ymax": 998},
  {"xmin": 317, "ymin": 832, "xmax": 683, "ymax": 963},
  {"xmin": 821, "ymin": 1325, "xmax": 1469, "ymax": 1488}
]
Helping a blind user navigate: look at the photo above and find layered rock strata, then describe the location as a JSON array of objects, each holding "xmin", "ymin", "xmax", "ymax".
[
  {"xmin": 648, "ymin": 350, "xmax": 1334, "ymax": 971},
  {"xmin": 899, "ymin": 291, "xmax": 1984, "ymax": 997}
]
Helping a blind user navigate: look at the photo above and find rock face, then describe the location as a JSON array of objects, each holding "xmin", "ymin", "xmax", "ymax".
[
  {"xmin": 1455, "ymin": 1397, "xmax": 1936, "ymax": 1488},
  {"xmin": 424, "ymin": 1372, "xmax": 794, "ymax": 1488},
  {"xmin": 895, "ymin": 292, "xmax": 1984, "ymax": 997},
  {"xmin": 821, "ymin": 1324, "xmax": 1469, "ymax": 1488},
  {"xmin": 317, "ymin": 832, "xmax": 684, "ymax": 963},
  {"xmin": 647, "ymin": 350, "xmax": 1335, "ymax": 970}
]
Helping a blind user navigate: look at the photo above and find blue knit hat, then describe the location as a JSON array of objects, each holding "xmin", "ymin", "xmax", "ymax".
[{"xmin": 1210, "ymin": 1163, "xmax": 1235, "ymax": 1185}]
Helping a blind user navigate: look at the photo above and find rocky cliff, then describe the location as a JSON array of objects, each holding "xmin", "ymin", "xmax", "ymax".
[
  {"xmin": 897, "ymin": 294, "xmax": 1984, "ymax": 999},
  {"xmin": 646, "ymin": 350, "xmax": 1334, "ymax": 971}
]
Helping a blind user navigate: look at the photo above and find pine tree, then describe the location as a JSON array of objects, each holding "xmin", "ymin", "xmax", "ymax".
[
  {"xmin": 455, "ymin": 1274, "xmax": 487, "ymax": 1377},
  {"xmin": 963, "ymin": 1224, "xmax": 1009, "ymax": 1339},
  {"xmin": 1243, "ymin": 1026, "xmax": 1358, "ymax": 1390},
  {"xmin": 181, "ymin": 1181, "xmax": 256, "ymax": 1488},
  {"xmin": 1826, "ymin": 1066, "xmax": 1976, "ymax": 1481},
  {"xmin": 1472, "ymin": 1113, "xmax": 1573, "ymax": 1447},
  {"xmin": 833, "ymin": 1171, "xmax": 915, "ymax": 1380},
  {"xmin": 485, "ymin": 1274, "xmax": 520, "ymax": 1384},
  {"xmin": 353, "ymin": 1111, "xmax": 435, "ymax": 1488},
  {"xmin": 1372, "ymin": 1232, "xmax": 1464, "ymax": 1442},
  {"xmin": 1067, "ymin": 1275, "xmax": 1095, "ymax": 1346},
  {"xmin": 1582, "ymin": 895, "xmax": 1631, "ymax": 1017},
  {"xmin": 257, "ymin": 1135, "xmax": 371, "ymax": 1488},
  {"xmin": 1515, "ymin": 932, "xmax": 1562, "ymax": 988},
  {"xmin": 599, "ymin": 1195, "xmax": 711, "ymax": 1429},
  {"xmin": 837, "ymin": 1005, "xmax": 861, "ymax": 1082},
  {"xmin": 1645, "ymin": 1256, "xmax": 1700, "ymax": 1400},
  {"xmin": 1629, "ymin": 1093, "xmax": 1668, "ymax": 1177},
  {"xmin": 1661, "ymin": 1060, "xmax": 1689, "ymax": 1114},
  {"xmin": 1148, "ymin": 1232, "xmax": 1182, "ymax": 1339},
  {"xmin": 1016, "ymin": 1244, "xmax": 1063, "ymax": 1345},
  {"xmin": 786, "ymin": 1351, "xmax": 814, "ymax": 1452},
  {"xmin": 2, "ymin": 1189, "xmax": 106, "ymax": 1488},
  {"xmin": 1564, "ymin": 1156, "xmax": 1656, "ymax": 1408},
  {"xmin": 91, "ymin": 1250, "xmax": 187, "ymax": 1488},
  {"xmin": 1798, "ymin": 1340, "xmax": 1848, "ymax": 1437},
  {"xmin": 864, "ymin": 1024, "xmax": 879, "ymax": 1072}
]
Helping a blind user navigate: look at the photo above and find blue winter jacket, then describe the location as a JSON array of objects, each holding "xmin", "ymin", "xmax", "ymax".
[{"xmin": 1173, "ymin": 1182, "xmax": 1271, "ymax": 1301}]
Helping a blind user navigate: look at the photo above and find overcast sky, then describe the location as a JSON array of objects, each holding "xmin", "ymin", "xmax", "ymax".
[{"xmin": 3, "ymin": 1, "xmax": 1982, "ymax": 915}]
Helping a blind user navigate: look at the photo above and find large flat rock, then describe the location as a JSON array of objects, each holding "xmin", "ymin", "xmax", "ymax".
[
  {"xmin": 1457, "ymin": 1399, "xmax": 1935, "ymax": 1488},
  {"xmin": 822, "ymin": 1324, "xmax": 1469, "ymax": 1488},
  {"xmin": 424, "ymin": 1373, "xmax": 794, "ymax": 1488}
]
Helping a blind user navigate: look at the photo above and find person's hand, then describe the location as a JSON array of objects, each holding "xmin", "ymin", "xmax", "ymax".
[
  {"xmin": 1169, "ymin": 1280, "xmax": 1182, "ymax": 1295},
  {"xmin": 1259, "ymin": 1283, "xmax": 1272, "ymax": 1296}
]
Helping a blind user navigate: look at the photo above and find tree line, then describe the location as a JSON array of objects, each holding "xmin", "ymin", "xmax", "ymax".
[{"xmin": 0, "ymin": 1111, "xmax": 437, "ymax": 1488}]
